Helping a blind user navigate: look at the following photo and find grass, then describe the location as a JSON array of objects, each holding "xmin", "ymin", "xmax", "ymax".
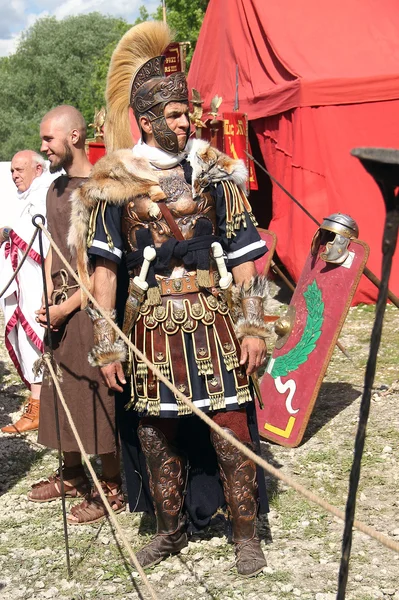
[{"xmin": 1, "ymin": 303, "xmax": 399, "ymax": 599}]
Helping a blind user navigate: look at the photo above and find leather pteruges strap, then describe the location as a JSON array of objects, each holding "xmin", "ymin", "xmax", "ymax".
[{"xmin": 158, "ymin": 202, "xmax": 185, "ymax": 241}]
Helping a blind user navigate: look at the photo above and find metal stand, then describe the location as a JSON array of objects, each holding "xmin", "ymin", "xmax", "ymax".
[
  {"xmin": 33, "ymin": 214, "xmax": 71, "ymax": 578},
  {"xmin": 336, "ymin": 149, "xmax": 399, "ymax": 599}
]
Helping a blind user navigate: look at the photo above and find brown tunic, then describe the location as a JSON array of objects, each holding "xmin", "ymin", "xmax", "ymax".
[{"xmin": 38, "ymin": 175, "xmax": 116, "ymax": 454}]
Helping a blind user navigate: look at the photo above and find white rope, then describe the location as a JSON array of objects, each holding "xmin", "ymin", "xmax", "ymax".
[{"xmin": 43, "ymin": 355, "xmax": 159, "ymax": 600}]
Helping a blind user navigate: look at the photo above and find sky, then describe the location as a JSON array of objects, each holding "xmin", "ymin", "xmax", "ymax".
[{"xmin": 0, "ymin": 0, "xmax": 159, "ymax": 56}]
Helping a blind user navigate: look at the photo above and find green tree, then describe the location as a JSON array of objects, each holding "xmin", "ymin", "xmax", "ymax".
[
  {"xmin": 0, "ymin": 3, "xmax": 210, "ymax": 160},
  {"xmin": 0, "ymin": 13, "xmax": 130, "ymax": 160}
]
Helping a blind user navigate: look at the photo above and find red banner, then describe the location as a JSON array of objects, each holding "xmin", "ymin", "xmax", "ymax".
[
  {"xmin": 222, "ymin": 112, "xmax": 258, "ymax": 191},
  {"xmin": 87, "ymin": 141, "xmax": 106, "ymax": 165},
  {"xmin": 164, "ymin": 43, "xmax": 182, "ymax": 75}
]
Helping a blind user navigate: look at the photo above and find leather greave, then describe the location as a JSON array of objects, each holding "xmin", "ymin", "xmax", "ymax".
[
  {"xmin": 210, "ymin": 427, "xmax": 258, "ymax": 543},
  {"xmin": 137, "ymin": 423, "xmax": 186, "ymax": 535}
]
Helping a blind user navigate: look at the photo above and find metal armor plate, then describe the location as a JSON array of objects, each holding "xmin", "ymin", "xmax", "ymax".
[
  {"xmin": 256, "ymin": 238, "xmax": 369, "ymax": 447},
  {"xmin": 121, "ymin": 165, "xmax": 216, "ymax": 252}
]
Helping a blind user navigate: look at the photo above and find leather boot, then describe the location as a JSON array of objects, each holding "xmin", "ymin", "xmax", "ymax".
[
  {"xmin": 1, "ymin": 397, "xmax": 40, "ymax": 434},
  {"xmin": 135, "ymin": 424, "xmax": 188, "ymax": 568},
  {"xmin": 211, "ymin": 427, "xmax": 267, "ymax": 577}
]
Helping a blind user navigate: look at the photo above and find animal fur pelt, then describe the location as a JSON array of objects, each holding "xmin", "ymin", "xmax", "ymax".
[
  {"xmin": 68, "ymin": 149, "xmax": 166, "ymax": 302},
  {"xmin": 68, "ymin": 143, "xmax": 250, "ymax": 306},
  {"xmin": 231, "ymin": 275, "xmax": 269, "ymax": 341},
  {"xmin": 187, "ymin": 139, "xmax": 248, "ymax": 197}
]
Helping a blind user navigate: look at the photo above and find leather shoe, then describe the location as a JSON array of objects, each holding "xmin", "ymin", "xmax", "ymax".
[
  {"xmin": 235, "ymin": 538, "xmax": 267, "ymax": 577},
  {"xmin": 135, "ymin": 529, "xmax": 188, "ymax": 568},
  {"xmin": 1, "ymin": 396, "xmax": 40, "ymax": 434}
]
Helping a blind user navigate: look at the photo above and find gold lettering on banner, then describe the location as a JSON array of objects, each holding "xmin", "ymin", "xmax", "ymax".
[{"xmin": 236, "ymin": 119, "xmax": 245, "ymax": 135}]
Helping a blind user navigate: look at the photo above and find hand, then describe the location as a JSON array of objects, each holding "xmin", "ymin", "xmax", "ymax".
[
  {"xmin": 35, "ymin": 304, "xmax": 67, "ymax": 331},
  {"xmin": 42, "ymin": 284, "xmax": 54, "ymax": 307},
  {"xmin": 0, "ymin": 226, "xmax": 11, "ymax": 244},
  {"xmin": 240, "ymin": 337, "xmax": 267, "ymax": 376},
  {"xmin": 100, "ymin": 362, "xmax": 126, "ymax": 392}
]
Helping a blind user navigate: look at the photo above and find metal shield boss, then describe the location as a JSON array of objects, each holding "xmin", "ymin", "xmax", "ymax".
[{"xmin": 256, "ymin": 215, "xmax": 369, "ymax": 447}]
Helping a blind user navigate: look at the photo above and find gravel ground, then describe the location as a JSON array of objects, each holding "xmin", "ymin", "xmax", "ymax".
[{"xmin": 0, "ymin": 282, "xmax": 399, "ymax": 600}]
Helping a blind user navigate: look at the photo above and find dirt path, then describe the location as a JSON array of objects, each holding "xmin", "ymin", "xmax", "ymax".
[{"xmin": 0, "ymin": 290, "xmax": 398, "ymax": 600}]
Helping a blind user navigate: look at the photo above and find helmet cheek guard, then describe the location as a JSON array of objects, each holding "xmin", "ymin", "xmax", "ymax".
[{"xmin": 320, "ymin": 233, "xmax": 351, "ymax": 264}]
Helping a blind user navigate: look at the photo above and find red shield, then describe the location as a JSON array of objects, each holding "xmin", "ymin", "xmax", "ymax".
[
  {"xmin": 256, "ymin": 238, "xmax": 369, "ymax": 447},
  {"xmin": 255, "ymin": 228, "xmax": 277, "ymax": 277}
]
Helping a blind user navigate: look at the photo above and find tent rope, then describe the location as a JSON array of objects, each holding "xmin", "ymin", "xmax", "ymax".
[
  {"xmin": 43, "ymin": 355, "xmax": 159, "ymax": 600},
  {"xmin": 245, "ymin": 150, "xmax": 399, "ymax": 310},
  {"xmin": 0, "ymin": 228, "xmax": 39, "ymax": 298}
]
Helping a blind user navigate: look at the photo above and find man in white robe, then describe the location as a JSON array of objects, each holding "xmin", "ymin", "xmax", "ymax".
[{"xmin": 0, "ymin": 150, "xmax": 51, "ymax": 433}]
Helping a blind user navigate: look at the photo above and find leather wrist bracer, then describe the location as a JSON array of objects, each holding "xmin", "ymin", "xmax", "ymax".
[
  {"xmin": 86, "ymin": 306, "xmax": 127, "ymax": 367},
  {"xmin": 232, "ymin": 275, "xmax": 269, "ymax": 342}
]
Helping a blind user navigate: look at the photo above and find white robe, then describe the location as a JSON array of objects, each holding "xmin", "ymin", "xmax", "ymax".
[{"xmin": 0, "ymin": 173, "xmax": 52, "ymax": 387}]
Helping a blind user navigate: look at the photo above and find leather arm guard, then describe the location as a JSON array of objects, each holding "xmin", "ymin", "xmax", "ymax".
[
  {"xmin": 86, "ymin": 306, "xmax": 127, "ymax": 367},
  {"xmin": 232, "ymin": 275, "xmax": 269, "ymax": 342}
]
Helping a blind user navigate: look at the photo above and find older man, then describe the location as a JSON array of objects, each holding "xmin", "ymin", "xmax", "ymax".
[{"xmin": 0, "ymin": 150, "xmax": 50, "ymax": 434}]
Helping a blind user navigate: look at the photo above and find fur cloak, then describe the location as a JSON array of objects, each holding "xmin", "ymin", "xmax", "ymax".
[{"xmin": 68, "ymin": 140, "xmax": 250, "ymax": 301}]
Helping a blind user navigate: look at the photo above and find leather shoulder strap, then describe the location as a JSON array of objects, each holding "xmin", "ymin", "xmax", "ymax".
[{"xmin": 158, "ymin": 201, "xmax": 185, "ymax": 241}]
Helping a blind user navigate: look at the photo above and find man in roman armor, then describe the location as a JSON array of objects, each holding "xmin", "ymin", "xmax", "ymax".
[{"xmin": 69, "ymin": 22, "xmax": 270, "ymax": 576}]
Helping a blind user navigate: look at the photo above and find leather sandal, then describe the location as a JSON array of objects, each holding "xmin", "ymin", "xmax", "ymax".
[
  {"xmin": 66, "ymin": 480, "xmax": 126, "ymax": 525},
  {"xmin": 28, "ymin": 467, "xmax": 91, "ymax": 503}
]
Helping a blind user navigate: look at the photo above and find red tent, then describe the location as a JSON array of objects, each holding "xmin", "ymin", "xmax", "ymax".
[{"xmin": 188, "ymin": 0, "xmax": 399, "ymax": 303}]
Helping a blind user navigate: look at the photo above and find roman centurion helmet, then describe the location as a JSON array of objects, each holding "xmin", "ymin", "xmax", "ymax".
[
  {"xmin": 311, "ymin": 213, "xmax": 359, "ymax": 264},
  {"xmin": 105, "ymin": 21, "xmax": 189, "ymax": 155}
]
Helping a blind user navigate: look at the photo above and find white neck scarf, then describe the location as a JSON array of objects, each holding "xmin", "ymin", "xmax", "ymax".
[
  {"xmin": 16, "ymin": 173, "xmax": 44, "ymax": 202},
  {"xmin": 132, "ymin": 138, "xmax": 193, "ymax": 169}
]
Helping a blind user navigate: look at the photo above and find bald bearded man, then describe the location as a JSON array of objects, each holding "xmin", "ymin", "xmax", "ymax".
[
  {"xmin": 31, "ymin": 106, "xmax": 124, "ymax": 524},
  {"xmin": 1, "ymin": 150, "xmax": 51, "ymax": 434}
]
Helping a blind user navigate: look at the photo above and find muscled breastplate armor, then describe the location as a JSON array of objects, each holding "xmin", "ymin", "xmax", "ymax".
[{"xmin": 121, "ymin": 165, "xmax": 216, "ymax": 255}]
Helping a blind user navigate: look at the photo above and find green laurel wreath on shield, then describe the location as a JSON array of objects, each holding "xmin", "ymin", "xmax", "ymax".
[{"xmin": 270, "ymin": 280, "xmax": 324, "ymax": 378}]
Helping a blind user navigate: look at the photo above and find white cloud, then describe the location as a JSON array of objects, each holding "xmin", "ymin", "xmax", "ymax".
[
  {"xmin": 0, "ymin": 0, "xmax": 27, "ymax": 39},
  {"xmin": 0, "ymin": 36, "xmax": 19, "ymax": 56},
  {"xmin": 0, "ymin": 0, "xmax": 159, "ymax": 57}
]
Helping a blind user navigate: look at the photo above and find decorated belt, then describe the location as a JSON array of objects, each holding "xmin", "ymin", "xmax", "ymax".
[{"xmin": 156, "ymin": 271, "xmax": 220, "ymax": 296}]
